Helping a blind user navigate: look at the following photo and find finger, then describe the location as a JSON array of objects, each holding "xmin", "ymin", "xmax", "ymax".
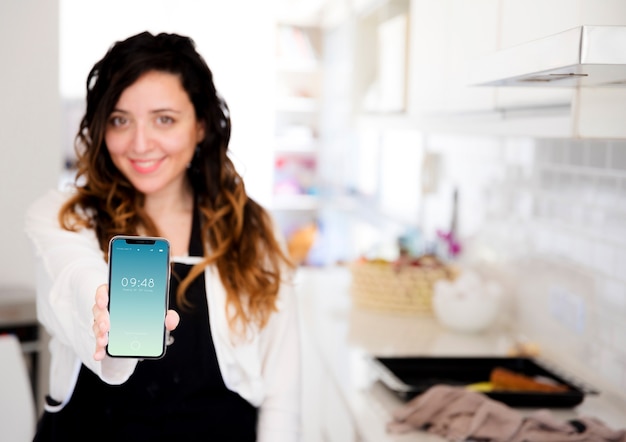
[
  {"xmin": 93, "ymin": 285, "xmax": 110, "ymax": 361},
  {"xmin": 95, "ymin": 284, "xmax": 108, "ymax": 309},
  {"xmin": 95, "ymin": 333, "xmax": 108, "ymax": 348},
  {"xmin": 93, "ymin": 322, "xmax": 109, "ymax": 361},
  {"xmin": 165, "ymin": 309, "xmax": 180, "ymax": 331},
  {"xmin": 92, "ymin": 307, "xmax": 109, "ymax": 334},
  {"xmin": 95, "ymin": 318, "xmax": 109, "ymax": 334},
  {"xmin": 94, "ymin": 348, "xmax": 106, "ymax": 361}
]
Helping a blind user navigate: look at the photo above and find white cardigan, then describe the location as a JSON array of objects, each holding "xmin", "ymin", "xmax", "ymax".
[{"xmin": 25, "ymin": 189, "xmax": 302, "ymax": 442}]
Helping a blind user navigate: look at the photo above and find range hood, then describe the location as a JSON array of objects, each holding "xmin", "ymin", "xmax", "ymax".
[{"xmin": 470, "ymin": 25, "xmax": 626, "ymax": 87}]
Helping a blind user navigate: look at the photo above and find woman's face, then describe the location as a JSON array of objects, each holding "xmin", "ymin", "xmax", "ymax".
[{"xmin": 105, "ymin": 70, "xmax": 205, "ymax": 198}]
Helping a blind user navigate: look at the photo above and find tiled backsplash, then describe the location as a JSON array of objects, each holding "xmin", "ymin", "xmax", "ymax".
[{"xmin": 423, "ymin": 134, "xmax": 626, "ymax": 399}]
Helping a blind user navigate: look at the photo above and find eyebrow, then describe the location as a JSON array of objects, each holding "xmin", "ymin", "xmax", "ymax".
[
  {"xmin": 151, "ymin": 108, "xmax": 182, "ymax": 114},
  {"xmin": 109, "ymin": 108, "xmax": 182, "ymax": 114}
]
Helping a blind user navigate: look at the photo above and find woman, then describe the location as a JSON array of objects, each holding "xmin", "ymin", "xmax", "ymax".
[{"xmin": 25, "ymin": 31, "xmax": 301, "ymax": 441}]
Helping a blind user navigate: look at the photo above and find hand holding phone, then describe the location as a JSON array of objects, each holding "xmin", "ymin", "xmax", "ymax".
[
  {"xmin": 105, "ymin": 235, "xmax": 171, "ymax": 359},
  {"xmin": 92, "ymin": 286, "xmax": 180, "ymax": 361}
]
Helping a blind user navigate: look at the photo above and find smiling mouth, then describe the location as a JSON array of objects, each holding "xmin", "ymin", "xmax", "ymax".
[{"xmin": 130, "ymin": 158, "xmax": 164, "ymax": 174}]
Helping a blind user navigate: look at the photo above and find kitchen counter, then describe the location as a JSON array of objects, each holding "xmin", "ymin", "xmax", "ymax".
[{"xmin": 294, "ymin": 266, "xmax": 626, "ymax": 441}]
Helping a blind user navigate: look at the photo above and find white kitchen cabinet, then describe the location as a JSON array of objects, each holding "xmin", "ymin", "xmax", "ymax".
[
  {"xmin": 409, "ymin": 0, "xmax": 578, "ymax": 117},
  {"xmin": 350, "ymin": 0, "xmax": 411, "ymax": 114},
  {"xmin": 444, "ymin": 0, "xmax": 500, "ymax": 113},
  {"xmin": 495, "ymin": 0, "xmax": 582, "ymax": 111},
  {"xmin": 493, "ymin": 0, "xmax": 626, "ymax": 122},
  {"xmin": 499, "ymin": 0, "xmax": 581, "ymax": 48},
  {"xmin": 574, "ymin": 88, "xmax": 626, "ymax": 139},
  {"xmin": 336, "ymin": 0, "xmax": 499, "ymax": 117},
  {"xmin": 352, "ymin": 0, "xmax": 500, "ymax": 116},
  {"xmin": 581, "ymin": 0, "xmax": 626, "ymax": 25},
  {"xmin": 500, "ymin": 0, "xmax": 626, "ymax": 48},
  {"xmin": 406, "ymin": 0, "xmax": 449, "ymax": 114},
  {"xmin": 322, "ymin": 0, "xmax": 626, "ymax": 139},
  {"xmin": 405, "ymin": 0, "xmax": 626, "ymax": 138},
  {"xmin": 408, "ymin": 0, "xmax": 499, "ymax": 115}
]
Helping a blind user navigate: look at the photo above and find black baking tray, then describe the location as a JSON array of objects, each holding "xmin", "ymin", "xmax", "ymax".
[{"xmin": 372, "ymin": 356, "xmax": 596, "ymax": 408}]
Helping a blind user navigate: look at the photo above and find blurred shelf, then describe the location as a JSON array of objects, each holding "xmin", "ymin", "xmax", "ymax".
[{"xmin": 273, "ymin": 22, "xmax": 322, "ymax": 218}]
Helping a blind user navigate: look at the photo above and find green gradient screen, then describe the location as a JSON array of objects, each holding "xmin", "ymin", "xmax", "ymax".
[{"xmin": 107, "ymin": 237, "xmax": 170, "ymax": 358}]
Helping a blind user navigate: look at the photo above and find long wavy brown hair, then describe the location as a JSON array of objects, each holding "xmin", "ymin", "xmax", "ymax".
[{"xmin": 59, "ymin": 32, "xmax": 294, "ymax": 333}]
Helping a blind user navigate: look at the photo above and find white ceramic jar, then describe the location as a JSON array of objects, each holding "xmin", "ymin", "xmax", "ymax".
[{"xmin": 432, "ymin": 270, "xmax": 502, "ymax": 333}]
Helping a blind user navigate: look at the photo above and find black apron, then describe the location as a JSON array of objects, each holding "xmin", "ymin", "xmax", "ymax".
[{"xmin": 33, "ymin": 207, "xmax": 258, "ymax": 442}]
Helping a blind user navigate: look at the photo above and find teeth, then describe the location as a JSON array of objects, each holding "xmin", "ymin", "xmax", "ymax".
[{"xmin": 132, "ymin": 159, "xmax": 160, "ymax": 169}]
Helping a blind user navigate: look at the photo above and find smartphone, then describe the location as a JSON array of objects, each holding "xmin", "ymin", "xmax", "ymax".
[{"xmin": 106, "ymin": 235, "xmax": 171, "ymax": 359}]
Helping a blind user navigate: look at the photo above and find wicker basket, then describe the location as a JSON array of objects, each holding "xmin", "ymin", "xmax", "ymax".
[{"xmin": 349, "ymin": 259, "xmax": 456, "ymax": 315}]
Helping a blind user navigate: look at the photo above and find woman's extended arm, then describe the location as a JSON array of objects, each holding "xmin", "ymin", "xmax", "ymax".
[{"xmin": 24, "ymin": 189, "xmax": 138, "ymax": 384}]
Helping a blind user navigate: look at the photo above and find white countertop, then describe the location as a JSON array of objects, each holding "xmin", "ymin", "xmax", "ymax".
[{"xmin": 295, "ymin": 266, "xmax": 626, "ymax": 441}]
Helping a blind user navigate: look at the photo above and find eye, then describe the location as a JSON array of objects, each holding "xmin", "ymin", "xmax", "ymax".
[
  {"xmin": 108, "ymin": 115, "xmax": 128, "ymax": 127},
  {"xmin": 156, "ymin": 115, "xmax": 175, "ymax": 125}
]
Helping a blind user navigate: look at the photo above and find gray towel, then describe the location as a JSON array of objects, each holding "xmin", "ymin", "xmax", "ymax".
[{"xmin": 387, "ymin": 385, "xmax": 626, "ymax": 442}]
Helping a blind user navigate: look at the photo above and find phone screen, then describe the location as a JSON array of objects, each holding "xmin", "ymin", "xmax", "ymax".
[{"xmin": 106, "ymin": 236, "xmax": 170, "ymax": 359}]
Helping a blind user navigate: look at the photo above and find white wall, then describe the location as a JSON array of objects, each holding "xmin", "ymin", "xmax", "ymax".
[
  {"xmin": 60, "ymin": 0, "xmax": 277, "ymax": 206},
  {"xmin": 0, "ymin": 0, "xmax": 62, "ymax": 288}
]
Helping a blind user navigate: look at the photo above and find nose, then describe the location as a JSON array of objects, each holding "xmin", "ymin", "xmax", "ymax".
[{"xmin": 131, "ymin": 122, "xmax": 151, "ymax": 154}]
